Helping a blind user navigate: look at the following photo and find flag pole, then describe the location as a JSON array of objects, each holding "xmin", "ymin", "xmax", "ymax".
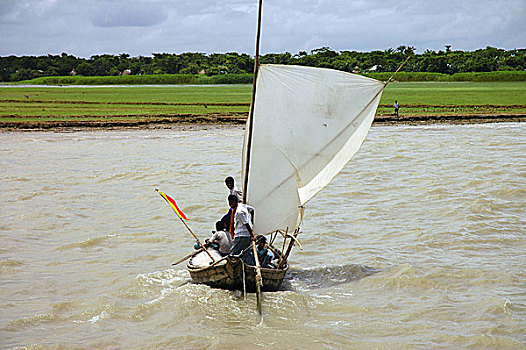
[
  {"xmin": 155, "ymin": 189, "xmax": 215, "ymax": 263},
  {"xmin": 177, "ymin": 215, "xmax": 215, "ymax": 263}
]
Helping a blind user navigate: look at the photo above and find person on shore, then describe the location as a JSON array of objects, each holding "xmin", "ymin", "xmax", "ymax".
[
  {"xmin": 394, "ymin": 100, "xmax": 400, "ymax": 116},
  {"xmin": 228, "ymin": 194, "xmax": 255, "ymax": 259}
]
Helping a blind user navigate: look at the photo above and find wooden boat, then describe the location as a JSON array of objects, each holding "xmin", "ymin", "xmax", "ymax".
[
  {"xmin": 183, "ymin": 0, "xmax": 388, "ymax": 294},
  {"xmin": 187, "ymin": 249, "xmax": 288, "ymax": 292}
]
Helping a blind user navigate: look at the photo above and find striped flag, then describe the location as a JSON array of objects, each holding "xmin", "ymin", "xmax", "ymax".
[{"xmin": 156, "ymin": 189, "xmax": 188, "ymax": 220}]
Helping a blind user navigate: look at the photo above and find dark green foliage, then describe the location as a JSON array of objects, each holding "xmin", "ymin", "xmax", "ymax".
[{"xmin": 2, "ymin": 46, "xmax": 524, "ymax": 83}]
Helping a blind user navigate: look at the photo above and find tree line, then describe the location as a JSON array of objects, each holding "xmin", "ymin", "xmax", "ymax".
[{"xmin": 1, "ymin": 46, "xmax": 524, "ymax": 82}]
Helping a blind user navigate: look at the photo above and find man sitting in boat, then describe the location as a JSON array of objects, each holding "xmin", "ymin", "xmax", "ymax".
[
  {"xmin": 227, "ymin": 194, "xmax": 255, "ymax": 260},
  {"xmin": 247, "ymin": 235, "xmax": 274, "ymax": 268},
  {"xmin": 193, "ymin": 221, "xmax": 232, "ymax": 256},
  {"xmin": 206, "ymin": 221, "xmax": 232, "ymax": 256}
]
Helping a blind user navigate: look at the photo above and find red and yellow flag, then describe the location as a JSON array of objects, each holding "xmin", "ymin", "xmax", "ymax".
[{"xmin": 156, "ymin": 189, "xmax": 188, "ymax": 220}]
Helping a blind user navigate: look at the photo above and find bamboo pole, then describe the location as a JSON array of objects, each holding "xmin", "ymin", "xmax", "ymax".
[
  {"xmin": 242, "ymin": 0, "xmax": 263, "ymax": 203},
  {"xmin": 277, "ymin": 227, "xmax": 288, "ymax": 266},
  {"xmin": 171, "ymin": 248, "xmax": 203, "ymax": 266},
  {"xmin": 178, "ymin": 216, "xmax": 216, "ymax": 263},
  {"xmin": 278, "ymin": 228, "xmax": 300, "ymax": 269},
  {"xmin": 252, "ymin": 240, "xmax": 263, "ymax": 315},
  {"xmin": 269, "ymin": 230, "xmax": 278, "ymax": 246}
]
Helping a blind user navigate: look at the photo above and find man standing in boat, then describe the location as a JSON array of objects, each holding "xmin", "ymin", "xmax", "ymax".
[
  {"xmin": 222, "ymin": 176, "xmax": 243, "ymax": 236},
  {"xmin": 227, "ymin": 194, "xmax": 255, "ymax": 260},
  {"xmin": 225, "ymin": 176, "xmax": 243, "ymax": 203}
]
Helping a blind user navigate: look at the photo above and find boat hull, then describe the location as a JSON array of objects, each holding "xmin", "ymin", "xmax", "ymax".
[{"xmin": 187, "ymin": 253, "xmax": 288, "ymax": 292}]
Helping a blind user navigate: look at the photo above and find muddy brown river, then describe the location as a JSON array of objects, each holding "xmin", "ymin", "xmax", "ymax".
[{"xmin": 1, "ymin": 123, "xmax": 524, "ymax": 349}]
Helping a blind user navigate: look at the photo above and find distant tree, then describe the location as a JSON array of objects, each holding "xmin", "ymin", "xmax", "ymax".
[
  {"xmin": 260, "ymin": 52, "xmax": 292, "ymax": 65},
  {"xmin": 310, "ymin": 47, "xmax": 338, "ymax": 59},
  {"xmin": 75, "ymin": 62, "xmax": 93, "ymax": 76},
  {"xmin": 20, "ymin": 56, "xmax": 38, "ymax": 70},
  {"xmin": 91, "ymin": 56, "xmax": 115, "ymax": 76},
  {"xmin": 180, "ymin": 63, "xmax": 200, "ymax": 74},
  {"xmin": 1, "ymin": 46, "xmax": 525, "ymax": 82},
  {"xmin": 13, "ymin": 68, "xmax": 39, "ymax": 81}
]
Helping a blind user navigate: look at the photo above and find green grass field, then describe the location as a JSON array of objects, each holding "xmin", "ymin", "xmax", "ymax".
[
  {"xmin": 0, "ymin": 82, "xmax": 524, "ymax": 125},
  {"xmin": 378, "ymin": 81, "xmax": 526, "ymax": 116}
]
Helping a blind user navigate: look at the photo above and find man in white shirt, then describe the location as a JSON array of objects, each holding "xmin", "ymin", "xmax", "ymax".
[{"xmin": 227, "ymin": 194, "xmax": 255, "ymax": 257}]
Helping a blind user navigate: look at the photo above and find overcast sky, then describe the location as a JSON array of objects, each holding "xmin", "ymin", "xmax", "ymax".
[{"xmin": 1, "ymin": 0, "xmax": 524, "ymax": 58}]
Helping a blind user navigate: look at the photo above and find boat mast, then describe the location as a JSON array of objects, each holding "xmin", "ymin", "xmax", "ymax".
[{"xmin": 242, "ymin": 0, "xmax": 263, "ymax": 204}]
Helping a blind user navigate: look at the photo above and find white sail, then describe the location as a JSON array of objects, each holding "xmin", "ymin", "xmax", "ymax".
[{"xmin": 242, "ymin": 64, "xmax": 385, "ymax": 235}]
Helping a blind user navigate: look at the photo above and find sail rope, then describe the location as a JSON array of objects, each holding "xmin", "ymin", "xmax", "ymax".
[{"xmin": 385, "ymin": 55, "xmax": 411, "ymax": 85}]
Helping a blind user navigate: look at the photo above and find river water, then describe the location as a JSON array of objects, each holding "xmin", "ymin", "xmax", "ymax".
[{"xmin": 1, "ymin": 123, "xmax": 525, "ymax": 349}]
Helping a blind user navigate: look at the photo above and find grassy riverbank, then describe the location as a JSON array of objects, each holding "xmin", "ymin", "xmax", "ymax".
[
  {"xmin": 12, "ymin": 70, "xmax": 526, "ymax": 85},
  {"xmin": 1, "ymin": 82, "xmax": 525, "ymax": 129}
]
